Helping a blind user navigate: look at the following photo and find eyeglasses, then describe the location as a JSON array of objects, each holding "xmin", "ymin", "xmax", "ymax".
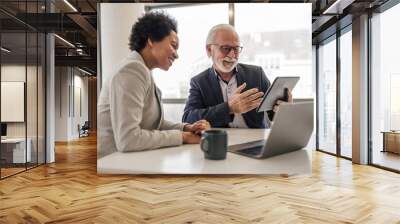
[{"xmin": 210, "ymin": 44, "xmax": 243, "ymax": 55}]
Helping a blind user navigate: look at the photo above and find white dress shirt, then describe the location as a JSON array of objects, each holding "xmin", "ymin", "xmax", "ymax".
[{"xmin": 214, "ymin": 69, "xmax": 248, "ymax": 128}]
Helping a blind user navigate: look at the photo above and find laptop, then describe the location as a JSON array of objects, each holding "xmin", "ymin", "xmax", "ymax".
[{"xmin": 228, "ymin": 101, "xmax": 314, "ymax": 159}]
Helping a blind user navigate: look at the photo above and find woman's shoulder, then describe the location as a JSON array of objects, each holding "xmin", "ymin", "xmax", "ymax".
[
  {"xmin": 113, "ymin": 57, "xmax": 151, "ymax": 83},
  {"xmin": 124, "ymin": 51, "xmax": 150, "ymax": 75}
]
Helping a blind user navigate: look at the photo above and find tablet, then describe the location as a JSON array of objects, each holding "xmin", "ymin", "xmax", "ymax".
[{"xmin": 256, "ymin": 76, "xmax": 299, "ymax": 112}]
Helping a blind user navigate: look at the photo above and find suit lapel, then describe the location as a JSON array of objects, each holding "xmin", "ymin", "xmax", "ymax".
[
  {"xmin": 153, "ymin": 79, "xmax": 163, "ymax": 129},
  {"xmin": 235, "ymin": 64, "xmax": 246, "ymax": 89},
  {"xmin": 207, "ymin": 68, "xmax": 224, "ymax": 104},
  {"xmin": 155, "ymin": 85, "xmax": 163, "ymax": 112}
]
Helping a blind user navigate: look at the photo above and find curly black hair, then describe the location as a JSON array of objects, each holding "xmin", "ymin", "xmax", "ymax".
[{"xmin": 129, "ymin": 11, "xmax": 178, "ymax": 52}]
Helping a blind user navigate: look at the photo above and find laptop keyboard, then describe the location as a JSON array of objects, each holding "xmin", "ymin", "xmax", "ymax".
[{"xmin": 238, "ymin": 145, "xmax": 264, "ymax": 155}]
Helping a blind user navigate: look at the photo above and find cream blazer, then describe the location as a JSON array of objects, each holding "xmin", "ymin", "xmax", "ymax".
[{"xmin": 98, "ymin": 51, "xmax": 185, "ymax": 158}]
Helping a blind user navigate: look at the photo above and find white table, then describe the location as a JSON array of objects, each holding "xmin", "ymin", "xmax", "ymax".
[
  {"xmin": 1, "ymin": 138, "xmax": 31, "ymax": 163},
  {"xmin": 97, "ymin": 129, "xmax": 312, "ymax": 175}
]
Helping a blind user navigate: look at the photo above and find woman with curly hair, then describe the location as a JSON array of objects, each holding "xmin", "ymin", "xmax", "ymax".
[{"xmin": 98, "ymin": 12, "xmax": 209, "ymax": 158}]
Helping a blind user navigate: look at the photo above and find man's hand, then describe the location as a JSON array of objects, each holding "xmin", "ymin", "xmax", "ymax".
[
  {"xmin": 273, "ymin": 88, "xmax": 293, "ymax": 113},
  {"xmin": 184, "ymin": 120, "xmax": 211, "ymax": 134},
  {"xmin": 228, "ymin": 83, "xmax": 264, "ymax": 114},
  {"xmin": 182, "ymin": 132, "xmax": 201, "ymax": 144}
]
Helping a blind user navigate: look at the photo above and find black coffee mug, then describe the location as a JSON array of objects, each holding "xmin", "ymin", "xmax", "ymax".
[{"xmin": 200, "ymin": 130, "xmax": 228, "ymax": 160}]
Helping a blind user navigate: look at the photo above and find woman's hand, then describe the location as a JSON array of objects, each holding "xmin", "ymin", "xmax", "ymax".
[
  {"xmin": 184, "ymin": 120, "xmax": 211, "ymax": 134},
  {"xmin": 182, "ymin": 132, "xmax": 201, "ymax": 144}
]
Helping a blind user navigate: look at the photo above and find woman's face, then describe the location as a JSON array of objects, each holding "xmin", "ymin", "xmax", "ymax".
[{"xmin": 150, "ymin": 31, "xmax": 179, "ymax": 71}]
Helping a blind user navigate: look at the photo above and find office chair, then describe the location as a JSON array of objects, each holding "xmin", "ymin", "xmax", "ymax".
[{"xmin": 79, "ymin": 121, "xmax": 90, "ymax": 138}]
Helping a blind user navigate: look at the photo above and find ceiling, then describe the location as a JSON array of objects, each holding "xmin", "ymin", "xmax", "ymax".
[
  {"xmin": 0, "ymin": 0, "xmax": 97, "ymax": 75},
  {"xmin": 0, "ymin": 0, "xmax": 393, "ymax": 76}
]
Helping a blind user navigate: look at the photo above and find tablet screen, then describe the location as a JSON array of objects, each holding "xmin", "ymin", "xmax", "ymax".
[{"xmin": 256, "ymin": 76, "xmax": 299, "ymax": 112}]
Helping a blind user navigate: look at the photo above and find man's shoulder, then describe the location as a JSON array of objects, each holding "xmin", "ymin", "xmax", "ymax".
[
  {"xmin": 191, "ymin": 68, "xmax": 211, "ymax": 82},
  {"xmin": 236, "ymin": 63, "xmax": 269, "ymax": 87}
]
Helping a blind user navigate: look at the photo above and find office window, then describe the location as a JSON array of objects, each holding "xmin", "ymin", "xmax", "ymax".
[
  {"xmin": 1, "ymin": 32, "xmax": 28, "ymax": 177},
  {"xmin": 318, "ymin": 37, "xmax": 337, "ymax": 154},
  {"xmin": 371, "ymin": 3, "xmax": 400, "ymax": 171},
  {"xmin": 149, "ymin": 4, "xmax": 229, "ymax": 122},
  {"xmin": 27, "ymin": 31, "xmax": 38, "ymax": 170},
  {"xmin": 150, "ymin": 4, "xmax": 229, "ymax": 99},
  {"xmin": 340, "ymin": 29, "xmax": 352, "ymax": 158},
  {"xmin": 37, "ymin": 33, "xmax": 46, "ymax": 165},
  {"xmin": 0, "ymin": 1, "xmax": 46, "ymax": 179},
  {"xmin": 235, "ymin": 3, "xmax": 313, "ymax": 98},
  {"xmin": 149, "ymin": 4, "xmax": 312, "ymax": 123}
]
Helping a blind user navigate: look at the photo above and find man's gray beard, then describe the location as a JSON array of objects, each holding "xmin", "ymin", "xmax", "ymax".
[{"xmin": 216, "ymin": 60, "xmax": 237, "ymax": 73}]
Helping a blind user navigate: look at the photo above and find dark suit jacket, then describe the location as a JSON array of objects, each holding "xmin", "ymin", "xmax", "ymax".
[{"xmin": 182, "ymin": 63, "xmax": 272, "ymax": 128}]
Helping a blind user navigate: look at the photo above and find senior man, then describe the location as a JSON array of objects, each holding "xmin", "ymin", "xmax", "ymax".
[{"xmin": 182, "ymin": 24, "xmax": 291, "ymax": 128}]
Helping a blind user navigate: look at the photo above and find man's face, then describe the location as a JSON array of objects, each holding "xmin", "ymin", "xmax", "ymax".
[{"xmin": 207, "ymin": 29, "xmax": 241, "ymax": 74}]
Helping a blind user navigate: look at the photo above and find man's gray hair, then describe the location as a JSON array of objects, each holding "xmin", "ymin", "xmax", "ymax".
[{"xmin": 206, "ymin": 24, "xmax": 237, "ymax": 44}]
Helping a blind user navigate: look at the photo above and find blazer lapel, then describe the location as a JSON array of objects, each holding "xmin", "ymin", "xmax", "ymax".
[
  {"xmin": 207, "ymin": 68, "xmax": 224, "ymax": 104},
  {"xmin": 235, "ymin": 64, "xmax": 246, "ymax": 89},
  {"xmin": 155, "ymin": 85, "xmax": 162, "ymax": 104},
  {"xmin": 153, "ymin": 79, "xmax": 164, "ymax": 129}
]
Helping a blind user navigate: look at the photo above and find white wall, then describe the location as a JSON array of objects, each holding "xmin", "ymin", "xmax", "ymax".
[
  {"xmin": 55, "ymin": 67, "xmax": 68, "ymax": 141},
  {"xmin": 1, "ymin": 64, "xmax": 27, "ymax": 126},
  {"xmin": 72, "ymin": 74, "xmax": 89, "ymax": 138},
  {"xmin": 1, "ymin": 65, "xmax": 38, "ymax": 137},
  {"xmin": 76, "ymin": 75, "xmax": 89, "ymax": 123},
  {"xmin": 55, "ymin": 67, "xmax": 89, "ymax": 141},
  {"xmin": 1, "ymin": 64, "xmax": 46, "ymax": 163},
  {"xmin": 99, "ymin": 3, "xmax": 144, "ymax": 87}
]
